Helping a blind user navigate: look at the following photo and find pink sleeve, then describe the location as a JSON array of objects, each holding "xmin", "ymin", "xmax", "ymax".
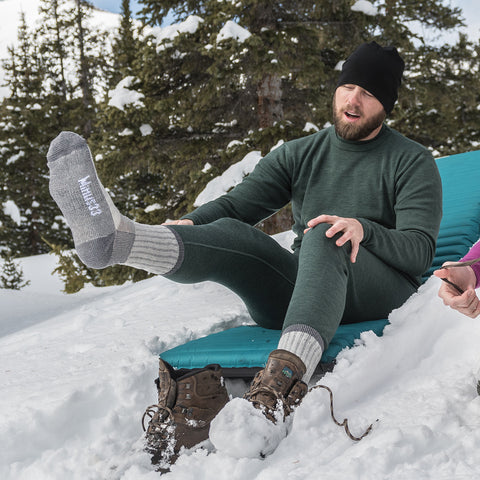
[{"xmin": 460, "ymin": 241, "xmax": 480, "ymax": 288}]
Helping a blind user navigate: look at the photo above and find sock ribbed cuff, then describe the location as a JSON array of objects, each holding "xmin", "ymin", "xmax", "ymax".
[
  {"xmin": 124, "ymin": 223, "xmax": 183, "ymax": 275},
  {"xmin": 278, "ymin": 325, "xmax": 324, "ymax": 383}
]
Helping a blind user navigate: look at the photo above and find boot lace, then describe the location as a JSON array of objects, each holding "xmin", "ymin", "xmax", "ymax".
[
  {"xmin": 142, "ymin": 404, "xmax": 174, "ymax": 433},
  {"xmin": 310, "ymin": 384, "xmax": 376, "ymax": 441},
  {"xmin": 244, "ymin": 383, "xmax": 296, "ymax": 420}
]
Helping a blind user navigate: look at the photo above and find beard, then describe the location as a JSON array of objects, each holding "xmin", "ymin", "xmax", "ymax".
[{"xmin": 332, "ymin": 97, "xmax": 386, "ymax": 141}]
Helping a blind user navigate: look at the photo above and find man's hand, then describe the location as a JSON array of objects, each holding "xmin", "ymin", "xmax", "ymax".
[
  {"xmin": 162, "ymin": 219, "xmax": 194, "ymax": 226},
  {"xmin": 304, "ymin": 214, "xmax": 364, "ymax": 263},
  {"xmin": 434, "ymin": 263, "xmax": 480, "ymax": 318}
]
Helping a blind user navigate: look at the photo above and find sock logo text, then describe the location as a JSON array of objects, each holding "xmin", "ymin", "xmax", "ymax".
[{"xmin": 78, "ymin": 176, "xmax": 102, "ymax": 216}]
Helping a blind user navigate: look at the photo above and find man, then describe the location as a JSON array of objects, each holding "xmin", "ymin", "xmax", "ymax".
[{"xmin": 47, "ymin": 42, "xmax": 442, "ymax": 463}]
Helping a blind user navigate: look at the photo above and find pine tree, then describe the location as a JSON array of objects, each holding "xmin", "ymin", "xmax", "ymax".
[
  {"xmin": 58, "ymin": 0, "xmax": 154, "ymax": 287},
  {"xmin": 0, "ymin": 1, "xmax": 117, "ymax": 257},
  {"xmin": 123, "ymin": 0, "xmax": 468, "ymax": 226},
  {"xmin": 93, "ymin": 0, "xmax": 161, "ymax": 219},
  {"xmin": 38, "ymin": 0, "xmax": 70, "ymax": 102},
  {"xmin": 58, "ymin": 0, "xmax": 111, "ymax": 139},
  {"xmin": 111, "ymin": 0, "xmax": 138, "ymax": 82},
  {"xmin": 0, "ymin": 13, "xmax": 71, "ymax": 256},
  {"xmin": 2, "ymin": 0, "xmax": 478, "ymax": 292},
  {"xmin": 0, "ymin": 250, "xmax": 30, "ymax": 290},
  {"xmin": 37, "ymin": 0, "xmax": 110, "ymax": 133},
  {"xmin": 391, "ymin": 35, "xmax": 480, "ymax": 156},
  {"xmin": 367, "ymin": 1, "xmax": 480, "ymax": 155},
  {"xmin": 114, "ymin": 1, "xmax": 340, "ymax": 223}
]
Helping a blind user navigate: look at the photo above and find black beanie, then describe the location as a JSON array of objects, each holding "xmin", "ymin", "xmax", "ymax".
[{"xmin": 336, "ymin": 41, "xmax": 405, "ymax": 114}]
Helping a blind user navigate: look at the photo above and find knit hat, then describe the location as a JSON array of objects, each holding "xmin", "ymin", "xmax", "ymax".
[{"xmin": 336, "ymin": 41, "xmax": 405, "ymax": 114}]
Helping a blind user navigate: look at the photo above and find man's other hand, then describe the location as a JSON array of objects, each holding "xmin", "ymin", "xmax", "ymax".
[
  {"xmin": 162, "ymin": 219, "xmax": 194, "ymax": 226},
  {"xmin": 304, "ymin": 214, "xmax": 364, "ymax": 263}
]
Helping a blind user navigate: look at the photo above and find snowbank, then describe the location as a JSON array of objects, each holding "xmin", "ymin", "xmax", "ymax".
[{"xmin": 2, "ymin": 246, "xmax": 480, "ymax": 478}]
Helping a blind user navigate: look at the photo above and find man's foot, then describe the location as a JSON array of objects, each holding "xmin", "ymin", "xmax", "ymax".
[
  {"xmin": 47, "ymin": 131, "xmax": 135, "ymax": 268},
  {"xmin": 209, "ymin": 349, "xmax": 308, "ymax": 458},
  {"xmin": 244, "ymin": 349, "xmax": 308, "ymax": 421},
  {"xmin": 48, "ymin": 131, "xmax": 182, "ymax": 274},
  {"xmin": 142, "ymin": 359, "xmax": 229, "ymax": 469}
]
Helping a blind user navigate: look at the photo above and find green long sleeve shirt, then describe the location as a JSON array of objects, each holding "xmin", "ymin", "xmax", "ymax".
[{"xmin": 184, "ymin": 125, "xmax": 442, "ymax": 284}]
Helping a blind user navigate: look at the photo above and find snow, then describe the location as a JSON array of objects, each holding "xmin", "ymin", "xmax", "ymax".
[
  {"xmin": 210, "ymin": 397, "xmax": 292, "ymax": 458},
  {"xmin": 6, "ymin": 151, "xmax": 25, "ymax": 165},
  {"xmin": 3, "ymin": 237, "xmax": 480, "ymax": 478},
  {"xmin": 351, "ymin": 1, "xmax": 379, "ymax": 16},
  {"xmin": 217, "ymin": 20, "xmax": 251, "ymax": 43},
  {"xmin": 144, "ymin": 204, "xmax": 161, "ymax": 213},
  {"xmin": 108, "ymin": 76, "xmax": 145, "ymax": 112},
  {"xmin": 119, "ymin": 128, "xmax": 134, "ymax": 136},
  {"xmin": 2, "ymin": 200, "xmax": 21, "ymax": 226},
  {"xmin": 201, "ymin": 162, "xmax": 212, "ymax": 174},
  {"xmin": 140, "ymin": 124, "xmax": 153, "ymax": 136},
  {"xmin": 193, "ymin": 150, "xmax": 262, "ymax": 206},
  {"xmin": 303, "ymin": 122, "xmax": 320, "ymax": 133},
  {"xmin": 150, "ymin": 15, "xmax": 204, "ymax": 50}
]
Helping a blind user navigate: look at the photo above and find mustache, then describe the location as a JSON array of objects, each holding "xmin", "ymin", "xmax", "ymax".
[{"xmin": 343, "ymin": 103, "xmax": 362, "ymax": 115}]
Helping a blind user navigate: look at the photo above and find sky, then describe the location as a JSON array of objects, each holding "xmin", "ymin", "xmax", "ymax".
[{"xmin": 90, "ymin": 0, "xmax": 142, "ymax": 16}]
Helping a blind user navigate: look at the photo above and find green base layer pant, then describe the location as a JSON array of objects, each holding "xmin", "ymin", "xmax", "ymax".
[{"xmin": 167, "ymin": 218, "xmax": 417, "ymax": 347}]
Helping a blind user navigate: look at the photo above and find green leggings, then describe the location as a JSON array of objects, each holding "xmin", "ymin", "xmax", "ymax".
[{"xmin": 167, "ymin": 218, "xmax": 417, "ymax": 347}]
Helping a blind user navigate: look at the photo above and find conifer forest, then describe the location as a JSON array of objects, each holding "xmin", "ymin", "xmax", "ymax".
[{"xmin": 1, "ymin": 0, "xmax": 479, "ymax": 291}]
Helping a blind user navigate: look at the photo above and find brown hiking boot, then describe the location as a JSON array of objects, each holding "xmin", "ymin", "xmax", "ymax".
[
  {"xmin": 243, "ymin": 349, "xmax": 308, "ymax": 423},
  {"xmin": 142, "ymin": 359, "xmax": 229, "ymax": 468}
]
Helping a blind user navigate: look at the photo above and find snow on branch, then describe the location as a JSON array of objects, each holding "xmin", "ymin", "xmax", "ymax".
[
  {"xmin": 108, "ymin": 76, "xmax": 145, "ymax": 111},
  {"xmin": 217, "ymin": 20, "xmax": 251, "ymax": 43},
  {"xmin": 351, "ymin": 1, "xmax": 379, "ymax": 16},
  {"xmin": 150, "ymin": 15, "xmax": 204, "ymax": 50},
  {"xmin": 3, "ymin": 200, "xmax": 22, "ymax": 226}
]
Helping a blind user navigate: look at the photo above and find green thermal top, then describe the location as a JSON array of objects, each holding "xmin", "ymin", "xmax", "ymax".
[{"xmin": 184, "ymin": 125, "xmax": 443, "ymax": 283}]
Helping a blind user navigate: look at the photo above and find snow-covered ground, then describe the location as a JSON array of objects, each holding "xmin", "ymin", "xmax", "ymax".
[{"xmin": 2, "ymin": 235, "xmax": 480, "ymax": 479}]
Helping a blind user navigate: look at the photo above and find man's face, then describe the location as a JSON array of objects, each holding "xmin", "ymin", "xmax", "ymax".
[{"xmin": 333, "ymin": 84, "xmax": 386, "ymax": 141}]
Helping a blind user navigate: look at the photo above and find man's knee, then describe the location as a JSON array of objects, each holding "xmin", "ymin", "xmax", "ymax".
[
  {"xmin": 211, "ymin": 217, "xmax": 244, "ymax": 228},
  {"xmin": 201, "ymin": 217, "xmax": 259, "ymax": 239},
  {"xmin": 301, "ymin": 223, "xmax": 351, "ymax": 259}
]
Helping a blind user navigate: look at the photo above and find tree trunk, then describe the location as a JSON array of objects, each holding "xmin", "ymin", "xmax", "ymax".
[{"xmin": 257, "ymin": 73, "xmax": 283, "ymax": 128}]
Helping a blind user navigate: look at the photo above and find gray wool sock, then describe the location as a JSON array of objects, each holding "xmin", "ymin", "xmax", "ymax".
[
  {"xmin": 47, "ymin": 131, "xmax": 181, "ymax": 274},
  {"xmin": 125, "ymin": 222, "xmax": 183, "ymax": 274},
  {"xmin": 278, "ymin": 325, "xmax": 324, "ymax": 383}
]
